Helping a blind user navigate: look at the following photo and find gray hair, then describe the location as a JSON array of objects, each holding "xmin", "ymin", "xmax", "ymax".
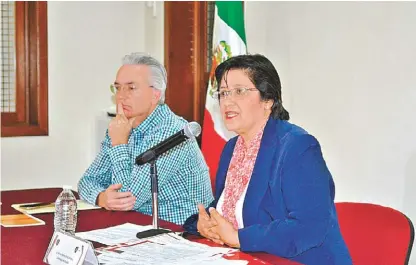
[{"xmin": 122, "ymin": 52, "xmax": 167, "ymax": 104}]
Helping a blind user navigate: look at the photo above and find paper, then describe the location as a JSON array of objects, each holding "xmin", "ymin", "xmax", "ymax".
[
  {"xmin": 1, "ymin": 213, "xmax": 45, "ymax": 227},
  {"xmin": 75, "ymin": 223, "xmax": 154, "ymax": 245},
  {"xmin": 198, "ymin": 260, "xmax": 248, "ymax": 265},
  {"xmin": 12, "ymin": 200, "xmax": 100, "ymax": 214},
  {"xmin": 76, "ymin": 223, "xmax": 247, "ymax": 264},
  {"xmin": 95, "ymin": 233, "xmax": 240, "ymax": 265}
]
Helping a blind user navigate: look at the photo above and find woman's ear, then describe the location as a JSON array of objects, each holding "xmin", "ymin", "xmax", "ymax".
[{"xmin": 264, "ymin": 100, "xmax": 273, "ymax": 110}]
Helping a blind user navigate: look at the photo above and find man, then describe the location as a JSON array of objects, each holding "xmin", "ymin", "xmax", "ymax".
[{"xmin": 78, "ymin": 52, "xmax": 213, "ymax": 225}]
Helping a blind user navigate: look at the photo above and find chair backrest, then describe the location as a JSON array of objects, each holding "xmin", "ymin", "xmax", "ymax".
[{"xmin": 336, "ymin": 202, "xmax": 414, "ymax": 265}]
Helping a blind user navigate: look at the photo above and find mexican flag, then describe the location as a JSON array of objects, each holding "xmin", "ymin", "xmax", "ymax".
[{"xmin": 201, "ymin": 1, "xmax": 247, "ymax": 190}]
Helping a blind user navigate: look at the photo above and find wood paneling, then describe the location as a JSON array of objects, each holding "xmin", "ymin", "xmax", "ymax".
[
  {"xmin": 1, "ymin": 1, "xmax": 48, "ymax": 137},
  {"xmin": 164, "ymin": 1, "xmax": 208, "ymax": 128}
]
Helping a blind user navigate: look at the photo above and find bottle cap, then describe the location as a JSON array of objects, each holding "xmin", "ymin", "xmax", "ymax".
[{"xmin": 63, "ymin": 185, "xmax": 72, "ymax": 190}]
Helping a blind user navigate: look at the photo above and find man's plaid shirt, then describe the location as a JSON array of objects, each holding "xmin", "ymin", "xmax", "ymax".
[{"xmin": 78, "ymin": 104, "xmax": 214, "ymax": 225}]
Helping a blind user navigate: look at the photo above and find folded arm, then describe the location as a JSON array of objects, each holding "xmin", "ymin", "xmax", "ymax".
[{"xmin": 110, "ymin": 126, "xmax": 191, "ymax": 210}]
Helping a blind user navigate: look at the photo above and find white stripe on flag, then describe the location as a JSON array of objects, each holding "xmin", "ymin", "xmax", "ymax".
[{"xmin": 205, "ymin": 7, "xmax": 247, "ymax": 141}]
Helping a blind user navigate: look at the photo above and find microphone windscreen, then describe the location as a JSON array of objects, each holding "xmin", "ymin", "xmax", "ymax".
[{"xmin": 184, "ymin": 121, "xmax": 201, "ymax": 138}]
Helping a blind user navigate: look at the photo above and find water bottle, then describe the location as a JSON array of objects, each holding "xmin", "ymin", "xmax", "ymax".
[{"xmin": 54, "ymin": 185, "xmax": 78, "ymax": 235}]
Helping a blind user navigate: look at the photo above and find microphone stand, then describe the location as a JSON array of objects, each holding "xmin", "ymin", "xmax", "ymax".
[{"xmin": 136, "ymin": 158, "xmax": 171, "ymax": 239}]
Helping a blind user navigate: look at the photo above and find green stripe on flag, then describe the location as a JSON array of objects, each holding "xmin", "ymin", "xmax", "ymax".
[{"xmin": 216, "ymin": 1, "xmax": 246, "ymax": 44}]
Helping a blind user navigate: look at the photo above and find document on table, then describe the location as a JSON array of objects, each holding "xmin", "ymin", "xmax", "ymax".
[
  {"xmin": 12, "ymin": 200, "xmax": 100, "ymax": 214},
  {"xmin": 75, "ymin": 223, "xmax": 154, "ymax": 245},
  {"xmin": 95, "ymin": 233, "xmax": 246, "ymax": 265}
]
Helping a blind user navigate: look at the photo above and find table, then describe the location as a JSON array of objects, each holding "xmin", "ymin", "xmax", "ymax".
[{"xmin": 1, "ymin": 188, "xmax": 301, "ymax": 265}]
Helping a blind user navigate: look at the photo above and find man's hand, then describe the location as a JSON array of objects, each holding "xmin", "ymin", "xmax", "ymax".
[
  {"xmin": 209, "ymin": 207, "xmax": 240, "ymax": 248},
  {"xmin": 97, "ymin": 183, "xmax": 136, "ymax": 211},
  {"xmin": 196, "ymin": 204, "xmax": 224, "ymax": 245},
  {"xmin": 108, "ymin": 103, "xmax": 136, "ymax": 146}
]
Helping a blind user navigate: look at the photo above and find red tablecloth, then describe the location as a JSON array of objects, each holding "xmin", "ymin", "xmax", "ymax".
[{"xmin": 1, "ymin": 188, "xmax": 301, "ymax": 265}]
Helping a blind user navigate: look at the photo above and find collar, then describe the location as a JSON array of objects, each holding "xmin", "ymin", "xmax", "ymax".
[{"xmin": 132, "ymin": 104, "xmax": 170, "ymax": 134}]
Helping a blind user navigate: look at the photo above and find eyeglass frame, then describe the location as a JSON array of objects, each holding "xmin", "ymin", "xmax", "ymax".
[
  {"xmin": 110, "ymin": 82, "xmax": 154, "ymax": 95},
  {"xmin": 212, "ymin": 87, "xmax": 258, "ymax": 101}
]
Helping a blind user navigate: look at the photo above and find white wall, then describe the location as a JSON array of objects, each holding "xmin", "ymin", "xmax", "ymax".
[
  {"xmin": 143, "ymin": 1, "xmax": 164, "ymax": 64},
  {"xmin": 246, "ymin": 2, "xmax": 416, "ymax": 263},
  {"xmin": 1, "ymin": 1, "xmax": 164, "ymax": 191}
]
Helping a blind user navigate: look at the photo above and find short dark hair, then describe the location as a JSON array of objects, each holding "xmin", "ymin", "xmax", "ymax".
[{"xmin": 215, "ymin": 54, "xmax": 290, "ymax": 120}]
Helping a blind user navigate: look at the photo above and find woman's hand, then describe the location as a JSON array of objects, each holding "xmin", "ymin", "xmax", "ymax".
[
  {"xmin": 196, "ymin": 204, "xmax": 224, "ymax": 245},
  {"xmin": 209, "ymin": 207, "xmax": 240, "ymax": 248}
]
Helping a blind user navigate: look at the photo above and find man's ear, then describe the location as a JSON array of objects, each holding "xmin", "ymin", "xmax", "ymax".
[{"xmin": 152, "ymin": 89, "xmax": 161, "ymax": 103}]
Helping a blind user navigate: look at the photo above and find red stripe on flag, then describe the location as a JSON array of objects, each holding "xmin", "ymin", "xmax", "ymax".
[{"xmin": 201, "ymin": 108, "xmax": 226, "ymax": 192}]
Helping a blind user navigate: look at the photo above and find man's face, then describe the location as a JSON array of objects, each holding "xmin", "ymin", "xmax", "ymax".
[{"xmin": 113, "ymin": 64, "xmax": 160, "ymax": 121}]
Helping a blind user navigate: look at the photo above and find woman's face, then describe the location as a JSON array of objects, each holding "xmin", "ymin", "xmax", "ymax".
[{"xmin": 219, "ymin": 69, "xmax": 272, "ymax": 138}]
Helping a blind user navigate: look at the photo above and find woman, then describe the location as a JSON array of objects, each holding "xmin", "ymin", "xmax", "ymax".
[{"xmin": 184, "ymin": 54, "xmax": 352, "ymax": 265}]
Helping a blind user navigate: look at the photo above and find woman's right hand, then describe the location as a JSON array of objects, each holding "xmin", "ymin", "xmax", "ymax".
[{"xmin": 197, "ymin": 204, "xmax": 224, "ymax": 245}]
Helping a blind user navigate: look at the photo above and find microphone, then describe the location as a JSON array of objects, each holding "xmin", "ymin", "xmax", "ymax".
[{"xmin": 135, "ymin": 121, "xmax": 201, "ymax": 166}]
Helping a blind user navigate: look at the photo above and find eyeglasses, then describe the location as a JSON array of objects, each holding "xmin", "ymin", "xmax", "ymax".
[
  {"xmin": 110, "ymin": 83, "xmax": 154, "ymax": 95},
  {"xmin": 212, "ymin": 87, "xmax": 258, "ymax": 100},
  {"xmin": 110, "ymin": 83, "xmax": 138, "ymax": 95}
]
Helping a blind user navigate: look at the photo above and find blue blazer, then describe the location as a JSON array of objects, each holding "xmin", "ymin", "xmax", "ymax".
[{"xmin": 184, "ymin": 117, "xmax": 352, "ymax": 265}]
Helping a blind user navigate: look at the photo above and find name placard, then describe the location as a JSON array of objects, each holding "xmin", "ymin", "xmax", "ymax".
[{"xmin": 43, "ymin": 231, "xmax": 98, "ymax": 265}]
